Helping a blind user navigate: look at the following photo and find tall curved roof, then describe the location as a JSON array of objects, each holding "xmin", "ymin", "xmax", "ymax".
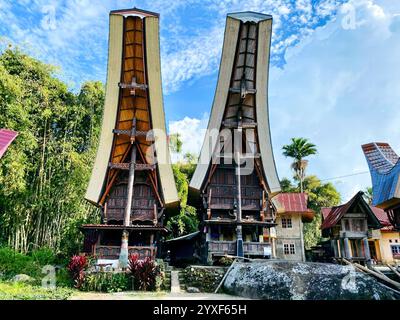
[
  {"xmin": 362, "ymin": 142, "xmax": 400, "ymax": 209},
  {"xmin": 85, "ymin": 12, "xmax": 178, "ymax": 209},
  {"xmin": 189, "ymin": 12, "xmax": 281, "ymax": 197}
]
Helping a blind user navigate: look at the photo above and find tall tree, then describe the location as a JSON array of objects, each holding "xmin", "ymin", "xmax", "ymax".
[
  {"xmin": 169, "ymin": 133, "xmax": 183, "ymax": 154},
  {"xmin": 282, "ymin": 137, "xmax": 317, "ymax": 193},
  {"xmin": 0, "ymin": 49, "xmax": 103, "ymax": 254}
]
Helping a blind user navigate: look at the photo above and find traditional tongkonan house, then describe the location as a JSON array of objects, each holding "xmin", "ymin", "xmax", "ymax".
[
  {"xmin": 188, "ymin": 12, "xmax": 281, "ymax": 263},
  {"xmin": 321, "ymin": 191, "xmax": 382, "ymax": 266},
  {"xmin": 362, "ymin": 142, "xmax": 400, "ymax": 231},
  {"xmin": 82, "ymin": 8, "xmax": 179, "ymax": 268}
]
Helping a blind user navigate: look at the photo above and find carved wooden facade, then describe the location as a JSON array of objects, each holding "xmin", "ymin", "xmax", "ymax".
[
  {"xmin": 189, "ymin": 12, "xmax": 281, "ymax": 263},
  {"xmin": 82, "ymin": 8, "xmax": 178, "ymax": 262}
]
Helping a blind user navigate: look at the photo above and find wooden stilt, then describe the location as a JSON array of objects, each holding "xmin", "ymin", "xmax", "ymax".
[{"xmin": 120, "ymin": 119, "xmax": 137, "ymax": 268}]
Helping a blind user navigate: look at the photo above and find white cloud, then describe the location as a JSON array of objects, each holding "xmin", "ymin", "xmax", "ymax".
[
  {"xmin": 269, "ymin": 0, "xmax": 400, "ymax": 202},
  {"xmin": 168, "ymin": 114, "xmax": 209, "ymax": 163},
  {"xmin": 0, "ymin": 0, "xmax": 346, "ymax": 92},
  {"xmin": 166, "ymin": 0, "xmax": 400, "ymax": 203}
]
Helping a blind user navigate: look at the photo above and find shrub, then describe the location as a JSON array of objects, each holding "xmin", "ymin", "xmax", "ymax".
[
  {"xmin": 67, "ymin": 255, "xmax": 88, "ymax": 289},
  {"xmin": 81, "ymin": 272, "xmax": 129, "ymax": 293},
  {"xmin": 128, "ymin": 254, "xmax": 162, "ymax": 291},
  {"xmin": 56, "ymin": 268, "xmax": 73, "ymax": 288},
  {"xmin": 0, "ymin": 247, "xmax": 41, "ymax": 281},
  {"xmin": 217, "ymin": 257, "xmax": 234, "ymax": 267},
  {"xmin": 30, "ymin": 247, "xmax": 56, "ymax": 266},
  {"xmin": 0, "ymin": 281, "xmax": 73, "ymax": 300}
]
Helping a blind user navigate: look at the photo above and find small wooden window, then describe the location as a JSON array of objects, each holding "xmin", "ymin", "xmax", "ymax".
[
  {"xmin": 282, "ymin": 217, "xmax": 292, "ymax": 228},
  {"xmin": 284, "ymin": 243, "xmax": 296, "ymax": 255}
]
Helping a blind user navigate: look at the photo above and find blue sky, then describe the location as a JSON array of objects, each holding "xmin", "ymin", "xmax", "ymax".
[{"xmin": 0, "ymin": 0, "xmax": 400, "ymax": 202}]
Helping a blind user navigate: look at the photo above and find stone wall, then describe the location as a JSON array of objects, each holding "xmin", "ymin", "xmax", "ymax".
[{"xmin": 182, "ymin": 266, "xmax": 227, "ymax": 293}]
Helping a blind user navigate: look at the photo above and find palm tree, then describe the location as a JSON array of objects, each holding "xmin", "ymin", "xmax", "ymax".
[{"xmin": 282, "ymin": 138, "xmax": 317, "ymax": 193}]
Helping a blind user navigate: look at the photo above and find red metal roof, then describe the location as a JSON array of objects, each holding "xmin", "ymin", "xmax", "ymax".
[
  {"xmin": 321, "ymin": 191, "xmax": 382, "ymax": 230},
  {"xmin": 0, "ymin": 129, "xmax": 18, "ymax": 159},
  {"xmin": 370, "ymin": 206, "xmax": 395, "ymax": 231},
  {"xmin": 321, "ymin": 207, "xmax": 331, "ymax": 220},
  {"xmin": 274, "ymin": 193, "xmax": 311, "ymax": 213}
]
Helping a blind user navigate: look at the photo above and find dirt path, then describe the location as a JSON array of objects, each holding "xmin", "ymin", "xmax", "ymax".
[{"xmin": 69, "ymin": 291, "xmax": 249, "ymax": 300}]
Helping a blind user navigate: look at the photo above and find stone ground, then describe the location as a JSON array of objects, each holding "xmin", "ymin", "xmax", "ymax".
[{"xmin": 69, "ymin": 291, "xmax": 250, "ymax": 300}]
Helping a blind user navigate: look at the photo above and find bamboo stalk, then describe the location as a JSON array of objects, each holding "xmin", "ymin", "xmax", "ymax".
[
  {"xmin": 387, "ymin": 264, "xmax": 400, "ymax": 280},
  {"xmin": 214, "ymin": 258, "xmax": 238, "ymax": 294},
  {"xmin": 343, "ymin": 259, "xmax": 400, "ymax": 290}
]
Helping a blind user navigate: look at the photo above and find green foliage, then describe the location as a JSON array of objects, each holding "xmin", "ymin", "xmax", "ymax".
[
  {"xmin": 56, "ymin": 267, "xmax": 73, "ymax": 288},
  {"xmin": 167, "ymin": 163, "xmax": 199, "ymax": 238},
  {"xmin": 183, "ymin": 152, "xmax": 198, "ymax": 165},
  {"xmin": 169, "ymin": 133, "xmax": 183, "ymax": 154},
  {"xmin": 30, "ymin": 247, "xmax": 56, "ymax": 266},
  {"xmin": 0, "ymin": 281, "xmax": 73, "ymax": 300},
  {"xmin": 363, "ymin": 187, "xmax": 373, "ymax": 204},
  {"xmin": 282, "ymin": 137, "xmax": 317, "ymax": 161},
  {"xmin": 183, "ymin": 266, "xmax": 225, "ymax": 293},
  {"xmin": 0, "ymin": 48, "xmax": 103, "ymax": 254},
  {"xmin": 81, "ymin": 272, "xmax": 129, "ymax": 293},
  {"xmin": 217, "ymin": 257, "xmax": 234, "ymax": 267},
  {"xmin": 282, "ymin": 137, "xmax": 317, "ymax": 192},
  {"xmin": 280, "ymin": 176, "xmax": 341, "ymax": 249},
  {"xmin": 0, "ymin": 247, "xmax": 41, "ymax": 280}
]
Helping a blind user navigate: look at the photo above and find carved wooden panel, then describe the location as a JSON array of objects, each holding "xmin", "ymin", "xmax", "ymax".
[
  {"xmin": 106, "ymin": 174, "xmax": 157, "ymax": 224},
  {"xmin": 206, "ymin": 167, "xmax": 262, "ymax": 212}
]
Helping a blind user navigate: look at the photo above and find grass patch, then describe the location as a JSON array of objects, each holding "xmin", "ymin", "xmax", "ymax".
[{"xmin": 0, "ymin": 281, "xmax": 74, "ymax": 300}]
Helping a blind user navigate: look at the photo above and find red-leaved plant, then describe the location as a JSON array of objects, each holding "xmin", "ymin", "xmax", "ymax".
[
  {"xmin": 128, "ymin": 254, "xmax": 159, "ymax": 291},
  {"xmin": 67, "ymin": 255, "xmax": 88, "ymax": 289}
]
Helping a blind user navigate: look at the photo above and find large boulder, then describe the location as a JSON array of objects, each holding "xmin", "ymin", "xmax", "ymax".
[{"xmin": 223, "ymin": 261, "xmax": 399, "ymax": 300}]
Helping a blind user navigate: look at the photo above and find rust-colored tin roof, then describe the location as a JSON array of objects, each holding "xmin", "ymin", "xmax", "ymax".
[
  {"xmin": 321, "ymin": 191, "xmax": 381, "ymax": 230},
  {"xmin": 273, "ymin": 193, "xmax": 314, "ymax": 222},
  {"xmin": 274, "ymin": 193, "xmax": 310, "ymax": 213}
]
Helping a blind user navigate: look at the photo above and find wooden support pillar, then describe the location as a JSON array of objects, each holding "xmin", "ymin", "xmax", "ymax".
[
  {"xmin": 119, "ymin": 121, "xmax": 137, "ymax": 269},
  {"xmin": 235, "ymin": 150, "xmax": 244, "ymax": 259},
  {"xmin": 271, "ymin": 237, "xmax": 276, "ymax": 259},
  {"xmin": 119, "ymin": 230, "xmax": 129, "ymax": 269},
  {"xmin": 344, "ymin": 237, "xmax": 351, "ymax": 259},
  {"xmin": 363, "ymin": 237, "xmax": 372, "ymax": 267},
  {"xmin": 124, "ymin": 145, "xmax": 137, "ymax": 227},
  {"xmin": 331, "ymin": 239, "xmax": 339, "ymax": 258}
]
